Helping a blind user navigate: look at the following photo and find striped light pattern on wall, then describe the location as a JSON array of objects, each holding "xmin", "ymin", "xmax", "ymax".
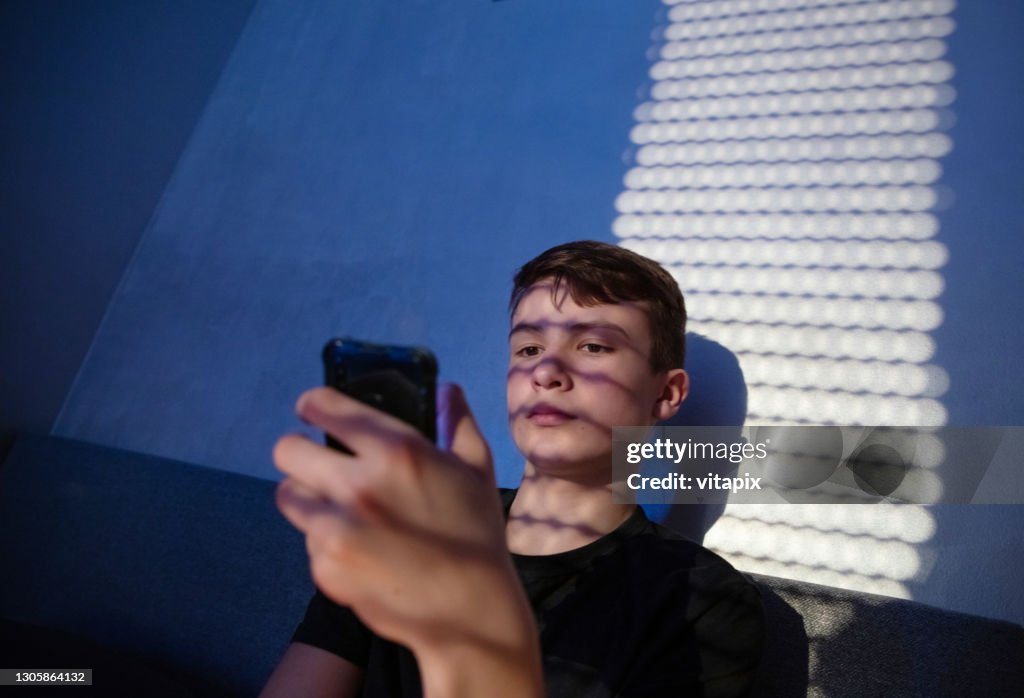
[{"xmin": 615, "ymin": 0, "xmax": 956, "ymax": 599}]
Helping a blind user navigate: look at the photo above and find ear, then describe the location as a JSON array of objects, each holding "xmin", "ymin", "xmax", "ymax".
[{"xmin": 653, "ymin": 369, "xmax": 689, "ymax": 422}]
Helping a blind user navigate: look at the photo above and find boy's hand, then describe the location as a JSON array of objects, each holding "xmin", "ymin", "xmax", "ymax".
[{"xmin": 274, "ymin": 384, "xmax": 542, "ymax": 697}]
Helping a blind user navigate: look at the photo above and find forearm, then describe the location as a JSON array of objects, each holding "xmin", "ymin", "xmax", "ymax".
[
  {"xmin": 408, "ymin": 563, "xmax": 543, "ymax": 698},
  {"xmin": 415, "ymin": 602, "xmax": 543, "ymax": 698}
]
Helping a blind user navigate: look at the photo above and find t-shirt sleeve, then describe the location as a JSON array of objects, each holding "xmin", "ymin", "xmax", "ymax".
[{"xmin": 291, "ymin": 589, "xmax": 374, "ymax": 668}]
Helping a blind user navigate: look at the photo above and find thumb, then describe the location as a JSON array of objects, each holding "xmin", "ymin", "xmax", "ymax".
[{"xmin": 437, "ymin": 383, "xmax": 494, "ymax": 478}]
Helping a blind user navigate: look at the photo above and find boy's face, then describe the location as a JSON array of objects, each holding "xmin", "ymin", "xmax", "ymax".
[{"xmin": 507, "ymin": 281, "xmax": 685, "ymax": 480}]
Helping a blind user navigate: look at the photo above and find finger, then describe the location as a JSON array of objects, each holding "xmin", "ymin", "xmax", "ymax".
[
  {"xmin": 275, "ymin": 477, "xmax": 336, "ymax": 533},
  {"xmin": 276, "ymin": 478, "xmax": 366, "ymax": 556},
  {"xmin": 276, "ymin": 479, "xmax": 359, "ymax": 607},
  {"xmin": 297, "ymin": 386, "xmax": 420, "ymax": 456},
  {"xmin": 274, "ymin": 432, "xmax": 363, "ymax": 505},
  {"xmin": 437, "ymin": 383, "xmax": 494, "ymax": 478}
]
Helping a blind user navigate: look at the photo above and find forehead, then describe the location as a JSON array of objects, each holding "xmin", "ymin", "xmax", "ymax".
[{"xmin": 510, "ymin": 282, "xmax": 652, "ymax": 340}]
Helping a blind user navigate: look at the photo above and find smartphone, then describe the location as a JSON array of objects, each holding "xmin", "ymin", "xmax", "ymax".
[{"xmin": 322, "ymin": 337, "xmax": 438, "ymax": 451}]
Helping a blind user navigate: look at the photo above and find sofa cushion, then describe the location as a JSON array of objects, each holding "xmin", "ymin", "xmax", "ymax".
[
  {"xmin": 751, "ymin": 572, "xmax": 1024, "ymax": 697},
  {"xmin": 0, "ymin": 434, "xmax": 313, "ymax": 696}
]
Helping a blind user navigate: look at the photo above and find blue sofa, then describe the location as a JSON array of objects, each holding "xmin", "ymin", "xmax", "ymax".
[
  {"xmin": 1, "ymin": 434, "xmax": 1021, "ymax": 696},
  {"xmin": 0, "ymin": 434, "xmax": 311, "ymax": 696}
]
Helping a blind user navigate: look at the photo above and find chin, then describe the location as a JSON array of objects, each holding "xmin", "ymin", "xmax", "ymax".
[{"xmin": 522, "ymin": 445, "xmax": 613, "ymax": 477}]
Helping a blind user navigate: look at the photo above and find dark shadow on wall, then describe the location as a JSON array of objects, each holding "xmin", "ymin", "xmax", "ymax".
[
  {"xmin": 0, "ymin": 0, "xmax": 258, "ymax": 447},
  {"xmin": 652, "ymin": 333, "xmax": 747, "ymax": 542},
  {"xmin": 673, "ymin": 332, "xmax": 748, "ymax": 428}
]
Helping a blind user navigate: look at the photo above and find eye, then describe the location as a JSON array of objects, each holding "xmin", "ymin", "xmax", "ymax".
[
  {"xmin": 516, "ymin": 345, "xmax": 542, "ymax": 358},
  {"xmin": 581, "ymin": 343, "xmax": 612, "ymax": 354}
]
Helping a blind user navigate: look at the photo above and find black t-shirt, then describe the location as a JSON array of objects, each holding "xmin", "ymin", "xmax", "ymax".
[{"xmin": 293, "ymin": 489, "xmax": 764, "ymax": 697}]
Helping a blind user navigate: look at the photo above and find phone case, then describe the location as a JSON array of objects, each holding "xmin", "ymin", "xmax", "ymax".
[{"xmin": 322, "ymin": 337, "xmax": 438, "ymax": 445}]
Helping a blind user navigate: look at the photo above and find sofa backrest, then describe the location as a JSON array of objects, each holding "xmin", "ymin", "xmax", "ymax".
[
  {"xmin": 3, "ymin": 434, "xmax": 1022, "ymax": 696},
  {"xmin": 0, "ymin": 434, "xmax": 314, "ymax": 696},
  {"xmin": 751, "ymin": 572, "xmax": 1024, "ymax": 696}
]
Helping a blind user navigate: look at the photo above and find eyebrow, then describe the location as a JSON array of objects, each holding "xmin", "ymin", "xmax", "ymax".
[{"xmin": 508, "ymin": 321, "xmax": 631, "ymax": 340}]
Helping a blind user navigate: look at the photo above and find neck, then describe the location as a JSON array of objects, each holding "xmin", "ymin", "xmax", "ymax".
[{"xmin": 506, "ymin": 462, "xmax": 636, "ymax": 556}]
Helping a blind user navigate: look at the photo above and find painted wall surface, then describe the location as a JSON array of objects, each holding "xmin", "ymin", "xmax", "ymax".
[
  {"xmin": 937, "ymin": 0, "xmax": 1024, "ymax": 425},
  {"xmin": 901, "ymin": 0, "xmax": 1024, "ymax": 624},
  {"xmin": 53, "ymin": 0, "xmax": 659, "ymax": 479},
  {"xmin": 610, "ymin": 0, "xmax": 1024, "ymax": 627},
  {"xmin": 0, "ymin": 0, "xmax": 258, "ymax": 455},
  {"xmin": 30, "ymin": 0, "xmax": 1024, "ymax": 624}
]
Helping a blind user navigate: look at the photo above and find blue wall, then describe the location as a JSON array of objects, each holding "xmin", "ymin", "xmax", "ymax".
[
  {"xmin": 4, "ymin": 1, "xmax": 1022, "ymax": 622},
  {"xmin": 48, "ymin": 0, "xmax": 1024, "ymax": 474},
  {"xmin": 0, "ymin": 0, "xmax": 258, "ymax": 455},
  {"xmin": 51, "ymin": 0, "xmax": 661, "ymax": 481},
  {"xmin": 935, "ymin": 0, "xmax": 1024, "ymax": 425}
]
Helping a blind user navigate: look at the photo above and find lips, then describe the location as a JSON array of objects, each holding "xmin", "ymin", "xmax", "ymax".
[{"xmin": 527, "ymin": 404, "xmax": 576, "ymax": 425}]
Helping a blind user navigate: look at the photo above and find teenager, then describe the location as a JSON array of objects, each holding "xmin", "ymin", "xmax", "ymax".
[{"xmin": 263, "ymin": 241, "xmax": 764, "ymax": 697}]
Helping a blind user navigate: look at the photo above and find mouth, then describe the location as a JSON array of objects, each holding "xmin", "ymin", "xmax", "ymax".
[{"xmin": 527, "ymin": 404, "xmax": 576, "ymax": 425}]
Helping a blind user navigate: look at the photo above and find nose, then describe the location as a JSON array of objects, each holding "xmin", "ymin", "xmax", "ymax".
[{"xmin": 532, "ymin": 356, "xmax": 571, "ymax": 390}]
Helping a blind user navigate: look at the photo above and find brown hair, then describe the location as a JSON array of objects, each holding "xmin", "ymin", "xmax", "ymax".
[{"xmin": 510, "ymin": 240, "xmax": 686, "ymax": 371}]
